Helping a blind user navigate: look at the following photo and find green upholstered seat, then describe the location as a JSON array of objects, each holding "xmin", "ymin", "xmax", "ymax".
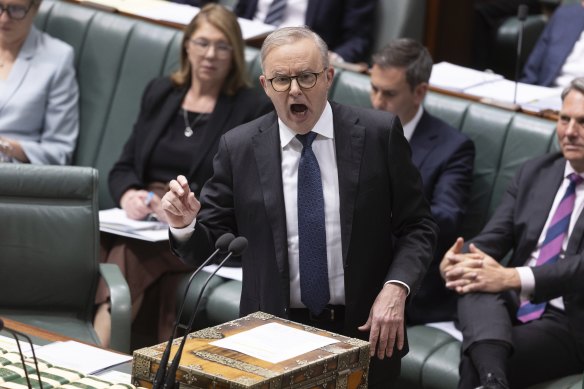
[{"xmin": 0, "ymin": 165, "xmax": 131, "ymax": 352}]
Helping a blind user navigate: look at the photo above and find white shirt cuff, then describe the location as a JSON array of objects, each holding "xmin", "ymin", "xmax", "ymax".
[
  {"xmin": 384, "ymin": 280, "xmax": 411, "ymax": 296},
  {"xmin": 515, "ymin": 266, "xmax": 535, "ymax": 300},
  {"xmin": 169, "ymin": 218, "xmax": 197, "ymax": 243}
]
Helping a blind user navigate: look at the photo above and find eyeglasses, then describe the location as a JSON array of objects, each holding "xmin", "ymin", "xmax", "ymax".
[
  {"xmin": 0, "ymin": 2, "xmax": 34, "ymax": 20},
  {"xmin": 189, "ymin": 38, "xmax": 233, "ymax": 59},
  {"xmin": 266, "ymin": 69, "xmax": 327, "ymax": 92}
]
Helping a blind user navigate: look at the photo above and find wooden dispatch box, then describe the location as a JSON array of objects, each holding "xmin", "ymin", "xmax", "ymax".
[{"xmin": 132, "ymin": 312, "xmax": 370, "ymax": 388}]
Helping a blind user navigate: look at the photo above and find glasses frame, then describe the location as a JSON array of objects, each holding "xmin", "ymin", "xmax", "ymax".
[
  {"xmin": 266, "ymin": 69, "xmax": 327, "ymax": 92},
  {"xmin": 0, "ymin": 1, "xmax": 34, "ymax": 20},
  {"xmin": 188, "ymin": 38, "xmax": 233, "ymax": 60}
]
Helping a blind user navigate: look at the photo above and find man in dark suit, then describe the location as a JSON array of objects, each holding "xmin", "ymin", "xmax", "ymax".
[
  {"xmin": 440, "ymin": 77, "xmax": 584, "ymax": 388},
  {"xmin": 162, "ymin": 27, "xmax": 438, "ymax": 387},
  {"xmin": 233, "ymin": 0, "xmax": 375, "ymax": 64},
  {"xmin": 520, "ymin": 1, "xmax": 584, "ymax": 87},
  {"xmin": 370, "ymin": 39, "xmax": 475, "ymax": 324}
]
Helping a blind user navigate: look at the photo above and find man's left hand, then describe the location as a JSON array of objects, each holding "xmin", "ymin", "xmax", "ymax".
[
  {"xmin": 444, "ymin": 243, "xmax": 520, "ymax": 294},
  {"xmin": 358, "ymin": 283, "xmax": 406, "ymax": 359}
]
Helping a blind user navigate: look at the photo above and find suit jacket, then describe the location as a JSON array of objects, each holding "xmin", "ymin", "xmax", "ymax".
[
  {"xmin": 108, "ymin": 77, "xmax": 272, "ymax": 205},
  {"xmin": 0, "ymin": 26, "xmax": 79, "ymax": 164},
  {"xmin": 233, "ymin": 0, "xmax": 376, "ymax": 63},
  {"xmin": 520, "ymin": 4, "xmax": 584, "ymax": 87},
  {"xmin": 470, "ymin": 153, "xmax": 584, "ymax": 357},
  {"xmin": 406, "ymin": 111, "xmax": 475, "ymax": 324},
  {"xmin": 174, "ymin": 102, "xmax": 438, "ymax": 358}
]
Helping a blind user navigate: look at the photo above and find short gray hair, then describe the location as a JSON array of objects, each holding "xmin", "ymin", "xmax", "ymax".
[
  {"xmin": 260, "ymin": 26, "xmax": 329, "ymax": 73},
  {"xmin": 561, "ymin": 77, "xmax": 584, "ymax": 101},
  {"xmin": 371, "ymin": 38, "xmax": 433, "ymax": 91}
]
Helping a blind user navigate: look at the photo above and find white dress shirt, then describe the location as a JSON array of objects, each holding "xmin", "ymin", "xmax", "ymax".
[
  {"xmin": 554, "ymin": 30, "xmax": 584, "ymax": 88},
  {"xmin": 401, "ymin": 105, "xmax": 424, "ymax": 142},
  {"xmin": 516, "ymin": 162, "xmax": 584, "ymax": 310}
]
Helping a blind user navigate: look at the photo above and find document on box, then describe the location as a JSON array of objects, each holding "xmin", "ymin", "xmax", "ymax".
[{"xmin": 210, "ymin": 322, "xmax": 339, "ymax": 364}]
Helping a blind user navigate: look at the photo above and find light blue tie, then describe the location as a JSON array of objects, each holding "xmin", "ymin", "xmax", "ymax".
[
  {"xmin": 264, "ymin": 0, "xmax": 287, "ymax": 26},
  {"xmin": 297, "ymin": 132, "xmax": 330, "ymax": 315}
]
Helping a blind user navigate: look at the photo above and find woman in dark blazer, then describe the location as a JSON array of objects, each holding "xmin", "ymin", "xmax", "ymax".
[{"xmin": 94, "ymin": 3, "xmax": 272, "ymax": 348}]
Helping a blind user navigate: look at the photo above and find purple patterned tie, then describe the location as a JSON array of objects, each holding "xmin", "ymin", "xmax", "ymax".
[
  {"xmin": 517, "ymin": 172, "xmax": 583, "ymax": 323},
  {"xmin": 297, "ymin": 132, "xmax": 330, "ymax": 315}
]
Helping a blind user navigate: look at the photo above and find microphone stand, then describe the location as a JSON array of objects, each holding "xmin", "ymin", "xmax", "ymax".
[
  {"xmin": 0, "ymin": 318, "xmax": 43, "ymax": 389},
  {"xmin": 151, "ymin": 232, "xmax": 234, "ymax": 389},
  {"xmin": 162, "ymin": 236, "xmax": 248, "ymax": 389},
  {"xmin": 513, "ymin": 4, "xmax": 529, "ymax": 105}
]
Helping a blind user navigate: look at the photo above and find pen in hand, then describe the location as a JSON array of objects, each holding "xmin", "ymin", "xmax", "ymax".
[{"xmin": 144, "ymin": 191, "xmax": 154, "ymax": 207}]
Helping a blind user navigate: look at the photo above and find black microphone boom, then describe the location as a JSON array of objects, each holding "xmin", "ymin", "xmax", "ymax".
[
  {"xmin": 162, "ymin": 236, "xmax": 248, "ymax": 389},
  {"xmin": 513, "ymin": 4, "xmax": 529, "ymax": 105},
  {"xmin": 0, "ymin": 318, "xmax": 43, "ymax": 389},
  {"xmin": 152, "ymin": 232, "xmax": 235, "ymax": 389}
]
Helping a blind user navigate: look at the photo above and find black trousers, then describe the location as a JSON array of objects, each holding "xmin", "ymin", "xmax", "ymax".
[{"xmin": 457, "ymin": 292, "xmax": 584, "ymax": 388}]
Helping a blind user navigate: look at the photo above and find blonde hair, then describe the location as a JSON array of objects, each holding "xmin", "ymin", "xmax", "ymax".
[{"xmin": 171, "ymin": 4, "xmax": 249, "ymax": 95}]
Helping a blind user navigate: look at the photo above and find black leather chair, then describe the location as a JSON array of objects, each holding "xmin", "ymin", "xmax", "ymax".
[{"xmin": 0, "ymin": 164, "xmax": 131, "ymax": 352}]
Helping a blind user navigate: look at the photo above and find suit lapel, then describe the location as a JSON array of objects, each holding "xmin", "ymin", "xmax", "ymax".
[
  {"xmin": 252, "ymin": 113, "xmax": 289, "ymax": 275},
  {"xmin": 518, "ymin": 157, "xmax": 565, "ymax": 262},
  {"xmin": 0, "ymin": 27, "xmax": 37, "ymax": 114},
  {"xmin": 332, "ymin": 103, "xmax": 364, "ymax": 266},
  {"xmin": 305, "ymin": 0, "xmax": 319, "ymax": 26},
  {"xmin": 409, "ymin": 111, "xmax": 438, "ymax": 169}
]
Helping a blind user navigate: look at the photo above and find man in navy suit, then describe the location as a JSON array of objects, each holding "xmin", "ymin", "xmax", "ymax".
[
  {"xmin": 520, "ymin": 1, "xmax": 584, "ymax": 87},
  {"xmin": 233, "ymin": 0, "xmax": 375, "ymax": 64},
  {"xmin": 370, "ymin": 39, "xmax": 475, "ymax": 325},
  {"xmin": 163, "ymin": 27, "xmax": 437, "ymax": 387},
  {"xmin": 441, "ymin": 78, "xmax": 584, "ymax": 388}
]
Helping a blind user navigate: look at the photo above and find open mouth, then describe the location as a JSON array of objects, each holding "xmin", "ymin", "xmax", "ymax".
[{"xmin": 290, "ymin": 104, "xmax": 308, "ymax": 116}]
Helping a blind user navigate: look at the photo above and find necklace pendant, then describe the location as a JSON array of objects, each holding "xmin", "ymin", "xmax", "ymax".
[{"xmin": 184, "ymin": 126, "xmax": 194, "ymax": 137}]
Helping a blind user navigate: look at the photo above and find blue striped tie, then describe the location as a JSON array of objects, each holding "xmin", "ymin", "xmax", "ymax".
[
  {"xmin": 264, "ymin": 0, "xmax": 287, "ymax": 26},
  {"xmin": 297, "ymin": 132, "xmax": 330, "ymax": 315},
  {"xmin": 517, "ymin": 172, "xmax": 583, "ymax": 322}
]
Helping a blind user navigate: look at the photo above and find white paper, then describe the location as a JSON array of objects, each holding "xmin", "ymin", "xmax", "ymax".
[
  {"xmin": 0, "ymin": 334, "xmax": 33, "ymax": 353},
  {"xmin": 425, "ymin": 321, "xmax": 463, "ymax": 341},
  {"xmin": 99, "ymin": 208, "xmax": 169, "ymax": 242},
  {"xmin": 430, "ymin": 62, "xmax": 503, "ymax": 92},
  {"xmin": 210, "ymin": 322, "xmax": 338, "ymax": 363},
  {"xmin": 203, "ymin": 264, "xmax": 243, "ymax": 281},
  {"xmin": 463, "ymin": 79, "xmax": 561, "ymax": 105},
  {"xmin": 30, "ymin": 341, "xmax": 132, "ymax": 375},
  {"xmin": 95, "ymin": 370, "xmax": 133, "ymax": 384}
]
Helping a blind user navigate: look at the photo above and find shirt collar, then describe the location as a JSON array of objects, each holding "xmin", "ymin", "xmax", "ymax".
[
  {"xmin": 402, "ymin": 105, "xmax": 424, "ymax": 142},
  {"xmin": 565, "ymin": 161, "xmax": 584, "ymax": 180},
  {"xmin": 280, "ymin": 102, "xmax": 334, "ymax": 148}
]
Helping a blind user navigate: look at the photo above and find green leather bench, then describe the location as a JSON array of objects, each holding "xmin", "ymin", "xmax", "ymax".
[{"xmin": 35, "ymin": 1, "xmax": 583, "ymax": 387}]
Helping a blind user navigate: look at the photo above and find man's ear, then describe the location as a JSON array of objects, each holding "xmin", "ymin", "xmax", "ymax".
[{"xmin": 413, "ymin": 82, "xmax": 429, "ymax": 106}]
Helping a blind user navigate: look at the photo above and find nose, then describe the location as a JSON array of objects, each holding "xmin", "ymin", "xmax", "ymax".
[
  {"xmin": 288, "ymin": 78, "xmax": 302, "ymax": 96},
  {"xmin": 371, "ymin": 91, "xmax": 383, "ymax": 110},
  {"xmin": 204, "ymin": 44, "xmax": 217, "ymax": 58}
]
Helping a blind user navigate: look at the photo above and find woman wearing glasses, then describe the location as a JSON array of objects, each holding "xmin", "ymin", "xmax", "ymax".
[
  {"xmin": 0, "ymin": 0, "xmax": 78, "ymax": 164},
  {"xmin": 95, "ymin": 4, "xmax": 271, "ymax": 348}
]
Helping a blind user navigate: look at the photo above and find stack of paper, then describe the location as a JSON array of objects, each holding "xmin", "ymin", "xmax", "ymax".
[
  {"xmin": 464, "ymin": 79, "xmax": 562, "ymax": 106},
  {"xmin": 429, "ymin": 62, "xmax": 503, "ymax": 92},
  {"xmin": 99, "ymin": 208, "xmax": 168, "ymax": 242}
]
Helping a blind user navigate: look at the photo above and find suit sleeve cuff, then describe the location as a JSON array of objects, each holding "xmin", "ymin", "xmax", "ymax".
[
  {"xmin": 384, "ymin": 280, "xmax": 410, "ymax": 296},
  {"xmin": 516, "ymin": 266, "xmax": 535, "ymax": 300},
  {"xmin": 169, "ymin": 218, "xmax": 197, "ymax": 242}
]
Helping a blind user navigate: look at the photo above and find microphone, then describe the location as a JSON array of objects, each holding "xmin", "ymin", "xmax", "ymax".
[
  {"xmin": 0, "ymin": 318, "xmax": 43, "ymax": 389},
  {"xmin": 152, "ymin": 232, "xmax": 235, "ymax": 389},
  {"xmin": 162, "ymin": 236, "xmax": 248, "ymax": 389},
  {"xmin": 513, "ymin": 4, "xmax": 529, "ymax": 105}
]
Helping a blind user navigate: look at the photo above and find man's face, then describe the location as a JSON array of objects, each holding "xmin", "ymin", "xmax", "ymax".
[
  {"xmin": 557, "ymin": 90, "xmax": 584, "ymax": 172},
  {"xmin": 369, "ymin": 64, "xmax": 426, "ymax": 125},
  {"xmin": 259, "ymin": 38, "xmax": 334, "ymax": 135}
]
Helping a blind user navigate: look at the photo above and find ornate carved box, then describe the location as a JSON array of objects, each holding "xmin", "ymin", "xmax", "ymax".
[{"xmin": 132, "ymin": 312, "xmax": 370, "ymax": 388}]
